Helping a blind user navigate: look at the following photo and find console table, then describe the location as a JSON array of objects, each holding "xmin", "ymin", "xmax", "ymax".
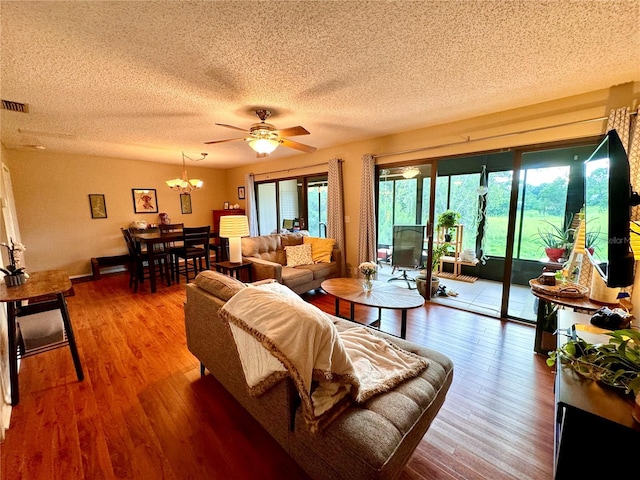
[
  {"xmin": 553, "ymin": 310, "xmax": 639, "ymax": 479},
  {"xmin": 0, "ymin": 270, "xmax": 84, "ymax": 405}
]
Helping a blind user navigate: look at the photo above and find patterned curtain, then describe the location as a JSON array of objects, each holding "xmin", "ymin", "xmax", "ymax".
[
  {"xmin": 357, "ymin": 153, "xmax": 377, "ymax": 270},
  {"xmin": 607, "ymin": 108, "xmax": 640, "ymax": 221},
  {"xmin": 245, "ymin": 173, "xmax": 259, "ymax": 236},
  {"xmin": 327, "ymin": 158, "xmax": 346, "ymax": 276}
]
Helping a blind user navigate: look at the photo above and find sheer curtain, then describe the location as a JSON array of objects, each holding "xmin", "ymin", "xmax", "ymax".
[
  {"xmin": 357, "ymin": 154, "xmax": 377, "ymax": 270},
  {"xmin": 245, "ymin": 173, "xmax": 259, "ymax": 236},
  {"xmin": 327, "ymin": 158, "xmax": 346, "ymax": 276}
]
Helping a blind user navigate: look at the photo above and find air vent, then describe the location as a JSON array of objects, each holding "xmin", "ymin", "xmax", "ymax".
[{"xmin": 1, "ymin": 100, "xmax": 29, "ymax": 113}]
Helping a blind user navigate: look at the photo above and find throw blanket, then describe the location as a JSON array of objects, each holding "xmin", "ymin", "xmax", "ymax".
[{"xmin": 219, "ymin": 282, "xmax": 428, "ymax": 432}]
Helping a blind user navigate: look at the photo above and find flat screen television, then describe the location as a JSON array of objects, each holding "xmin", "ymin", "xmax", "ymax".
[{"xmin": 584, "ymin": 129, "xmax": 640, "ymax": 287}]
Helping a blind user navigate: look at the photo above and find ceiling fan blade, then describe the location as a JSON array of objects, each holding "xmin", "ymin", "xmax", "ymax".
[
  {"xmin": 280, "ymin": 138, "xmax": 317, "ymax": 153},
  {"xmin": 204, "ymin": 137, "xmax": 244, "ymax": 145},
  {"xmin": 276, "ymin": 126, "xmax": 310, "ymax": 137},
  {"xmin": 215, "ymin": 123, "xmax": 249, "ymax": 133}
]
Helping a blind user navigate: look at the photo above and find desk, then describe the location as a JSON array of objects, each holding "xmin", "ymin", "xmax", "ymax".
[
  {"xmin": 215, "ymin": 261, "xmax": 252, "ymax": 282},
  {"xmin": 0, "ymin": 270, "xmax": 84, "ymax": 405},
  {"xmin": 321, "ymin": 278, "xmax": 424, "ymax": 339},
  {"xmin": 553, "ymin": 310, "xmax": 639, "ymax": 478}
]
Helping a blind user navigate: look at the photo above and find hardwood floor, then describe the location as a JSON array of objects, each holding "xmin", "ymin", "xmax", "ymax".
[{"xmin": 1, "ymin": 273, "xmax": 556, "ymax": 479}]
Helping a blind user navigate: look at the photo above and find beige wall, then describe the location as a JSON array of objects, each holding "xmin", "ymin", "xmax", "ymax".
[
  {"xmin": 3, "ymin": 150, "xmax": 228, "ymax": 277},
  {"xmin": 3, "ymin": 83, "xmax": 639, "ymax": 278},
  {"xmin": 228, "ymin": 83, "xmax": 640, "ymax": 275}
]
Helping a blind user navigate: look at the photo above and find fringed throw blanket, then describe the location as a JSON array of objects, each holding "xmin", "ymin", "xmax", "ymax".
[{"xmin": 219, "ymin": 282, "xmax": 428, "ymax": 432}]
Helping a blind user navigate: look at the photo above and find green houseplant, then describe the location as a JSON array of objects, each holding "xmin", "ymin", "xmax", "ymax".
[
  {"xmin": 437, "ymin": 210, "xmax": 461, "ymax": 242},
  {"xmin": 534, "ymin": 216, "xmax": 575, "ymax": 262},
  {"xmin": 547, "ymin": 329, "xmax": 640, "ymax": 397}
]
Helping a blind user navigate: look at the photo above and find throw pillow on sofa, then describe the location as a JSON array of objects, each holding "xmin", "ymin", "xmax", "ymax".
[
  {"xmin": 303, "ymin": 237, "xmax": 335, "ymax": 263},
  {"xmin": 284, "ymin": 243, "xmax": 313, "ymax": 267}
]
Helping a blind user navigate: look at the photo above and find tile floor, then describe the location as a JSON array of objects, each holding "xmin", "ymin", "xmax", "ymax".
[{"xmin": 378, "ymin": 264, "xmax": 538, "ymax": 322}]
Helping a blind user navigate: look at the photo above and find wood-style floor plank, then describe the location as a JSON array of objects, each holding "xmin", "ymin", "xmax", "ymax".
[{"xmin": 1, "ymin": 273, "xmax": 556, "ymax": 479}]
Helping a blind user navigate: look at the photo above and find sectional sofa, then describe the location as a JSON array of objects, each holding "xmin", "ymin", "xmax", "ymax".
[{"xmin": 184, "ymin": 271, "xmax": 454, "ymax": 480}]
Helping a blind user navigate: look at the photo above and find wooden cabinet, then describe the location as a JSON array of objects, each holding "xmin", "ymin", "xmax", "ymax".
[
  {"xmin": 553, "ymin": 311, "xmax": 640, "ymax": 478},
  {"xmin": 212, "ymin": 209, "xmax": 245, "ymax": 262},
  {"xmin": 435, "ymin": 225, "xmax": 478, "ymax": 281}
]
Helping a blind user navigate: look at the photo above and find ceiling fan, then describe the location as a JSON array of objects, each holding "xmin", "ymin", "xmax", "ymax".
[{"xmin": 205, "ymin": 109, "xmax": 316, "ymax": 158}]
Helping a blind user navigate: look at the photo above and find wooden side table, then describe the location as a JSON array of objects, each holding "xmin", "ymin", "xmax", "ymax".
[
  {"xmin": 215, "ymin": 261, "xmax": 253, "ymax": 282},
  {"xmin": 0, "ymin": 270, "xmax": 84, "ymax": 405}
]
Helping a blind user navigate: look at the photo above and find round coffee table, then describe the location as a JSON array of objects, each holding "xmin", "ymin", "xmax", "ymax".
[{"xmin": 321, "ymin": 278, "xmax": 424, "ymax": 339}]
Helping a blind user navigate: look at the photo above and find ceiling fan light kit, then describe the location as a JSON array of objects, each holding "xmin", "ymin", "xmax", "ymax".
[
  {"xmin": 166, "ymin": 152, "xmax": 207, "ymax": 194},
  {"xmin": 205, "ymin": 109, "xmax": 316, "ymax": 157}
]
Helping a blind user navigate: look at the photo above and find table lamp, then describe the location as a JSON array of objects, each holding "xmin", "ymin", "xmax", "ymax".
[{"xmin": 219, "ymin": 215, "xmax": 250, "ymax": 264}]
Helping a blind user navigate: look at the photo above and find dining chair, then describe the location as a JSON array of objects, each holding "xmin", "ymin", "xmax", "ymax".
[
  {"xmin": 159, "ymin": 223, "xmax": 184, "ymax": 281},
  {"xmin": 121, "ymin": 228, "xmax": 171, "ymax": 292},
  {"xmin": 174, "ymin": 226, "xmax": 211, "ymax": 283}
]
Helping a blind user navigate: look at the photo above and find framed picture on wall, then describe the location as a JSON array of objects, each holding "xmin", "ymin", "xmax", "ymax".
[
  {"xmin": 132, "ymin": 188, "xmax": 158, "ymax": 214},
  {"xmin": 180, "ymin": 194, "xmax": 192, "ymax": 214},
  {"xmin": 238, "ymin": 186, "xmax": 245, "ymax": 199},
  {"xmin": 88, "ymin": 194, "xmax": 107, "ymax": 219},
  {"xmin": 223, "ymin": 201, "xmax": 230, "ymax": 209}
]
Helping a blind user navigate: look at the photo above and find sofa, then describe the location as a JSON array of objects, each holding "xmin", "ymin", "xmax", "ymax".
[
  {"xmin": 241, "ymin": 233, "xmax": 341, "ymax": 294},
  {"xmin": 184, "ymin": 271, "xmax": 454, "ymax": 480}
]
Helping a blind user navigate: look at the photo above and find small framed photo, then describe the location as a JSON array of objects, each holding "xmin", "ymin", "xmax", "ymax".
[
  {"xmin": 238, "ymin": 186, "xmax": 246, "ymax": 200},
  {"xmin": 132, "ymin": 188, "xmax": 158, "ymax": 214},
  {"xmin": 88, "ymin": 194, "xmax": 107, "ymax": 219},
  {"xmin": 180, "ymin": 194, "xmax": 192, "ymax": 214},
  {"xmin": 223, "ymin": 202, "xmax": 230, "ymax": 210}
]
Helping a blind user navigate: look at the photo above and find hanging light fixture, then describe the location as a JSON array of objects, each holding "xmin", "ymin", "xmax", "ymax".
[
  {"xmin": 166, "ymin": 152, "xmax": 207, "ymax": 194},
  {"xmin": 246, "ymin": 129, "xmax": 281, "ymax": 155},
  {"xmin": 401, "ymin": 166, "xmax": 420, "ymax": 179}
]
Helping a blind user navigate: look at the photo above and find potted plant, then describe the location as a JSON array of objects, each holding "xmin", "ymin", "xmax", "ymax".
[
  {"xmin": 437, "ymin": 210, "xmax": 461, "ymax": 242},
  {"xmin": 1, "ymin": 238, "xmax": 27, "ymax": 287},
  {"xmin": 585, "ymin": 226, "xmax": 601, "ymax": 256},
  {"xmin": 429, "ymin": 243, "xmax": 450, "ymax": 297},
  {"xmin": 534, "ymin": 216, "xmax": 574, "ymax": 263},
  {"xmin": 547, "ymin": 328, "xmax": 640, "ymax": 398}
]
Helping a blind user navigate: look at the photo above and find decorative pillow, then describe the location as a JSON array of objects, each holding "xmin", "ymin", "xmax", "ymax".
[
  {"xmin": 303, "ymin": 237, "xmax": 336, "ymax": 263},
  {"xmin": 284, "ymin": 243, "xmax": 313, "ymax": 267},
  {"xmin": 195, "ymin": 270, "xmax": 246, "ymax": 301}
]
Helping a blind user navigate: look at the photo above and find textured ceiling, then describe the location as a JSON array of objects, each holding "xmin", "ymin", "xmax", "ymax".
[{"xmin": 1, "ymin": 0, "xmax": 639, "ymax": 168}]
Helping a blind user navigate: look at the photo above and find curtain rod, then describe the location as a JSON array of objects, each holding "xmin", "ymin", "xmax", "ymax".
[
  {"xmin": 373, "ymin": 111, "xmax": 638, "ymax": 160},
  {"xmin": 251, "ymin": 159, "xmax": 341, "ymax": 177}
]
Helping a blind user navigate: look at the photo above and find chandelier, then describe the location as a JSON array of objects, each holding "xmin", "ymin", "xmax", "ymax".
[
  {"xmin": 401, "ymin": 166, "xmax": 420, "ymax": 179},
  {"xmin": 166, "ymin": 152, "xmax": 207, "ymax": 194}
]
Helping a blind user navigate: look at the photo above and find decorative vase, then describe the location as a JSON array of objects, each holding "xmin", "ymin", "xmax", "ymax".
[
  {"xmin": 4, "ymin": 273, "xmax": 26, "ymax": 287},
  {"xmin": 362, "ymin": 276, "xmax": 373, "ymax": 292}
]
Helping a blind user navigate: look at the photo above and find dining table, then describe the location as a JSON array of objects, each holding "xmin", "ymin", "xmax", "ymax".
[{"xmin": 130, "ymin": 230, "xmax": 219, "ymax": 293}]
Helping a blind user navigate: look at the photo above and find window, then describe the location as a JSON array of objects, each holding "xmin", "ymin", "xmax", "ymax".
[
  {"xmin": 514, "ymin": 166, "xmax": 570, "ymax": 260},
  {"xmin": 255, "ymin": 174, "xmax": 328, "ymax": 236}
]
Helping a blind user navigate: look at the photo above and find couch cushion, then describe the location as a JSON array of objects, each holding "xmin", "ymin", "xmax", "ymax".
[
  {"xmin": 195, "ymin": 270, "xmax": 246, "ymax": 301},
  {"xmin": 242, "ymin": 234, "xmax": 284, "ymax": 264},
  {"xmin": 281, "ymin": 266, "xmax": 314, "ymax": 288},
  {"xmin": 303, "ymin": 237, "xmax": 336, "ymax": 263},
  {"xmin": 280, "ymin": 232, "xmax": 305, "ymax": 247},
  {"xmin": 296, "ymin": 262, "xmax": 338, "ymax": 280},
  {"xmin": 285, "ymin": 244, "xmax": 313, "ymax": 267}
]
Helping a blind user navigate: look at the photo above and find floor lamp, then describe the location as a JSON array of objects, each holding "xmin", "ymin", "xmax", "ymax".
[{"xmin": 219, "ymin": 215, "xmax": 250, "ymax": 264}]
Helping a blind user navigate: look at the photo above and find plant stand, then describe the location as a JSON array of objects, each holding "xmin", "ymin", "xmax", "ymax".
[{"xmin": 435, "ymin": 225, "xmax": 478, "ymax": 282}]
